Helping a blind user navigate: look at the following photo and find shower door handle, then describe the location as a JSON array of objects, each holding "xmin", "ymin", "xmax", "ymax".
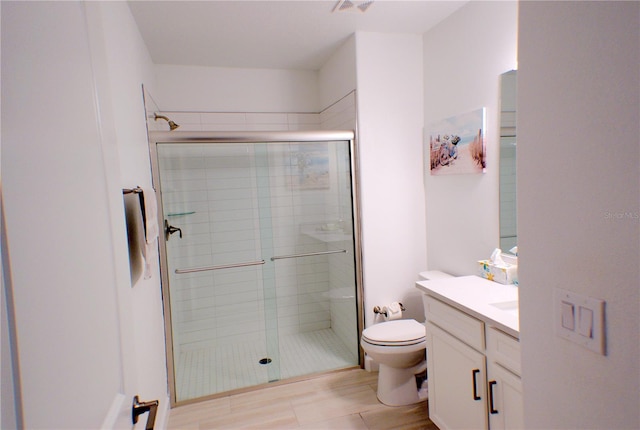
[{"xmin": 164, "ymin": 220, "xmax": 182, "ymax": 240}]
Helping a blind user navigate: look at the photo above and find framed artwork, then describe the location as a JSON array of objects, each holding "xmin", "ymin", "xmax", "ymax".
[
  {"xmin": 286, "ymin": 143, "xmax": 330, "ymax": 189},
  {"xmin": 428, "ymin": 108, "xmax": 486, "ymax": 175}
]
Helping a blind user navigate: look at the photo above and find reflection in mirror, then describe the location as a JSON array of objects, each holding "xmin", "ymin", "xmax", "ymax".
[{"xmin": 499, "ymin": 70, "xmax": 517, "ymax": 252}]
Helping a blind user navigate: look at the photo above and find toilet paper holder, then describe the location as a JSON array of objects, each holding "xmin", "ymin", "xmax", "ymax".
[{"xmin": 373, "ymin": 303, "xmax": 405, "ymax": 317}]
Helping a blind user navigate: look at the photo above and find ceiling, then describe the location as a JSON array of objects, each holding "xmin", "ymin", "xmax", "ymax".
[{"xmin": 128, "ymin": 1, "xmax": 468, "ymax": 71}]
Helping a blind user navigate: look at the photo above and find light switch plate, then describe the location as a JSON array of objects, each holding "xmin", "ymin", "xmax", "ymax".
[{"xmin": 555, "ymin": 288, "xmax": 606, "ymax": 355}]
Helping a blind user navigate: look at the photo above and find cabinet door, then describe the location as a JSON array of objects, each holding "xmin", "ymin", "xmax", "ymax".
[
  {"xmin": 426, "ymin": 324, "xmax": 488, "ymax": 430},
  {"xmin": 487, "ymin": 363, "xmax": 524, "ymax": 430}
]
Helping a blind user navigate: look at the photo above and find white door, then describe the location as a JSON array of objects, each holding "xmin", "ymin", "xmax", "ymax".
[{"xmin": 1, "ymin": 2, "xmax": 146, "ymax": 428}]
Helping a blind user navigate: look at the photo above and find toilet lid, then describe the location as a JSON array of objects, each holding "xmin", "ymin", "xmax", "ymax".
[{"xmin": 361, "ymin": 320, "xmax": 425, "ymax": 345}]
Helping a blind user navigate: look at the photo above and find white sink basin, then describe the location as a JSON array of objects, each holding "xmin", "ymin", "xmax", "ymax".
[{"xmin": 490, "ymin": 300, "xmax": 519, "ymax": 317}]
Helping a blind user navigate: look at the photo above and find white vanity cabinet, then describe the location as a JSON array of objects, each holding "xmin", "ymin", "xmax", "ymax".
[
  {"xmin": 427, "ymin": 323, "xmax": 488, "ymax": 429},
  {"xmin": 423, "ymin": 294, "xmax": 523, "ymax": 430}
]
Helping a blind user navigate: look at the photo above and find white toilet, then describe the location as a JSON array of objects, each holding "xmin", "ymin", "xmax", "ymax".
[
  {"xmin": 361, "ymin": 319, "xmax": 427, "ymax": 406},
  {"xmin": 360, "ymin": 270, "xmax": 453, "ymax": 406}
]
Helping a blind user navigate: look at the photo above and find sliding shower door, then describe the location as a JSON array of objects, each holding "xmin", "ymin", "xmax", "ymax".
[{"xmin": 151, "ymin": 132, "xmax": 362, "ymax": 404}]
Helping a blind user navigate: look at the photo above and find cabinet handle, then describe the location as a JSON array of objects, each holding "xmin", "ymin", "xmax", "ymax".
[
  {"xmin": 472, "ymin": 369, "xmax": 481, "ymax": 400},
  {"xmin": 489, "ymin": 380, "xmax": 499, "ymax": 414}
]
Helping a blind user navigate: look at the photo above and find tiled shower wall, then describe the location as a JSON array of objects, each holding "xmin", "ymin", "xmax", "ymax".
[
  {"xmin": 156, "ymin": 92, "xmax": 356, "ymax": 133},
  {"xmin": 156, "ymin": 93, "xmax": 358, "ymax": 357}
]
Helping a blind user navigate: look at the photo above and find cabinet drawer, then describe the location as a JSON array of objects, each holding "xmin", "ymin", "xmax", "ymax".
[
  {"xmin": 423, "ymin": 295, "xmax": 484, "ymax": 351},
  {"xmin": 487, "ymin": 327, "xmax": 521, "ymax": 375}
]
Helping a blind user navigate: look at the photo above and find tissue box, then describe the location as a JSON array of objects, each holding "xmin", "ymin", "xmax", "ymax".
[{"xmin": 478, "ymin": 260, "xmax": 518, "ymax": 285}]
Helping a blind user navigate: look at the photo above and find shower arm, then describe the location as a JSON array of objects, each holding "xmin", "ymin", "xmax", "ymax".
[{"xmin": 154, "ymin": 113, "xmax": 180, "ymax": 131}]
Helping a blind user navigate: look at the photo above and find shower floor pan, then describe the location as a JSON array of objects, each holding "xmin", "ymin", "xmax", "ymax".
[{"xmin": 174, "ymin": 328, "xmax": 357, "ymax": 402}]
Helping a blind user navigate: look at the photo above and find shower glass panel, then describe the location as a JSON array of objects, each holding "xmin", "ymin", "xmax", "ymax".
[{"xmin": 153, "ymin": 135, "xmax": 361, "ymax": 404}]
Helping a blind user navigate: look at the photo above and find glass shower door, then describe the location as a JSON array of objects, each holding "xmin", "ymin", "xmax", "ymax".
[{"xmin": 154, "ymin": 137, "xmax": 360, "ymax": 404}]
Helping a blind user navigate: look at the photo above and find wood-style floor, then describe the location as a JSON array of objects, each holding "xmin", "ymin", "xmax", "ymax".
[{"xmin": 167, "ymin": 368, "xmax": 438, "ymax": 429}]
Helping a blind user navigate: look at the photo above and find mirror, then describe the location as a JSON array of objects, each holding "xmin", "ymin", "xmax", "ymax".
[{"xmin": 499, "ymin": 70, "xmax": 517, "ymax": 252}]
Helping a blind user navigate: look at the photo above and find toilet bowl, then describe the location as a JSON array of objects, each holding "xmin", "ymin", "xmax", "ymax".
[
  {"xmin": 362, "ymin": 271, "xmax": 453, "ymax": 406},
  {"xmin": 361, "ymin": 319, "xmax": 427, "ymax": 406}
]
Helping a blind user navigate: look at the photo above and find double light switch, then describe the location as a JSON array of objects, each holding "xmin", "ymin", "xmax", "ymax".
[{"xmin": 555, "ymin": 288, "xmax": 606, "ymax": 355}]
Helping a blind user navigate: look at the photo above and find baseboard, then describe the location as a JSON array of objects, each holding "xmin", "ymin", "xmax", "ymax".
[{"xmin": 101, "ymin": 393, "xmax": 128, "ymax": 430}]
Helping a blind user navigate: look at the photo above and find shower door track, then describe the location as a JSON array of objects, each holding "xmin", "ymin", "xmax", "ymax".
[{"xmin": 148, "ymin": 129, "xmax": 364, "ymax": 407}]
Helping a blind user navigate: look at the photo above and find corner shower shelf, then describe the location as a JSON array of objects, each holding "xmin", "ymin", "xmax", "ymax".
[{"xmin": 301, "ymin": 226, "xmax": 352, "ymax": 243}]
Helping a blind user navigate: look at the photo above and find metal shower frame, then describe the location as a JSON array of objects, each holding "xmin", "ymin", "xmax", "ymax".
[{"xmin": 147, "ymin": 130, "xmax": 365, "ymax": 407}]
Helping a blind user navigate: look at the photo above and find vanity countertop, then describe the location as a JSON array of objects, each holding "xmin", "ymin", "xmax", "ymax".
[{"xmin": 416, "ymin": 275, "xmax": 519, "ymax": 338}]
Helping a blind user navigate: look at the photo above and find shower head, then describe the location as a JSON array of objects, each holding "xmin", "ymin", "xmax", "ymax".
[{"xmin": 154, "ymin": 114, "xmax": 180, "ymax": 131}]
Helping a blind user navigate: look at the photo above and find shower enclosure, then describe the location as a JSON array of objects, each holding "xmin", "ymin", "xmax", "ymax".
[{"xmin": 149, "ymin": 131, "xmax": 363, "ymax": 405}]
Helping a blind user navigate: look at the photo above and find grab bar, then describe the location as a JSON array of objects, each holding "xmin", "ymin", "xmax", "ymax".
[
  {"xmin": 271, "ymin": 249, "xmax": 347, "ymax": 261},
  {"xmin": 175, "ymin": 260, "xmax": 265, "ymax": 274}
]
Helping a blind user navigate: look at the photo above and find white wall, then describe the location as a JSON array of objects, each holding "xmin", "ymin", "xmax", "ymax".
[
  {"xmin": 423, "ymin": 1, "xmax": 518, "ymax": 276},
  {"xmin": 155, "ymin": 65, "xmax": 320, "ymax": 113},
  {"xmin": 518, "ymin": 2, "xmax": 640, "ymax": 428},
  {"xmin": 94, "ymin": 2, "xmax": 170, "ymax": 420},
  {"xmin": 318, "ymin": 35, "xmax": 357, "ymax": 112},
  {"xmin": 354, "ymin": 32, "xmax": 427, "ymax": 326}
]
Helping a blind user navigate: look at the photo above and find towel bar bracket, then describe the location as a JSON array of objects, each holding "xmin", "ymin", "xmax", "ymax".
[{"xmin": 164, "ymin": 220, "xmax": 182, "ymax": 241}]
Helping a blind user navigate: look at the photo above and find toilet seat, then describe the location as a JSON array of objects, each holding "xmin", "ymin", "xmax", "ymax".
[{"xmin": 361, "ymin": 319, "xmax": 425, "ymax": 346}]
